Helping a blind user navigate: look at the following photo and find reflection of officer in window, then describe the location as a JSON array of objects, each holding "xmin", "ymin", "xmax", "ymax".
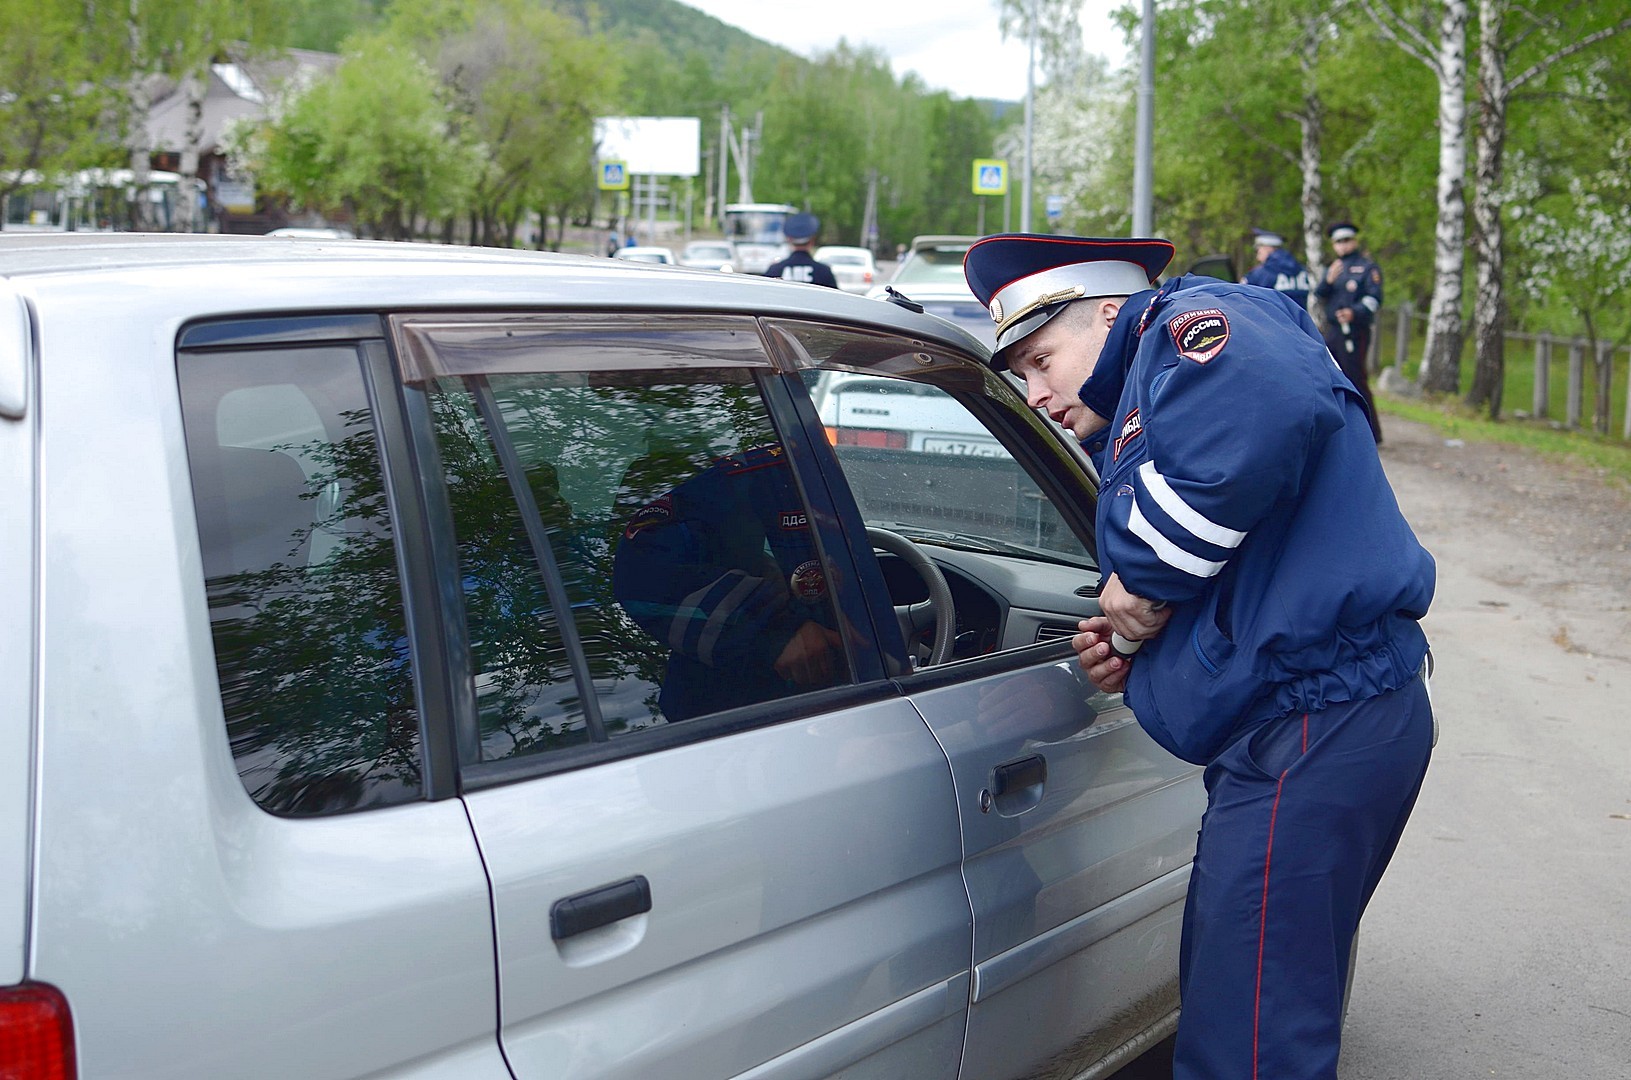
[
  {"xmin": 763, "ymin": 213, "xmax": 839, "ymax": 288},
  {"xmin": 612, "ymin": 444, "xmax": 845, "ymax": 720}
]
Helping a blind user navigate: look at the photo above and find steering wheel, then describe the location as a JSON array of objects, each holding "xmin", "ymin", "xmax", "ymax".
[{"xmin": 867, "ymin": 527, "xmax": 958, "ymax": 667}]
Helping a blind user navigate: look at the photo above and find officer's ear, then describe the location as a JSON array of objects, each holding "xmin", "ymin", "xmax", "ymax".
[{"xmin": 1098, "ymin": 298, "xmax": 1124, "ymax": 328}]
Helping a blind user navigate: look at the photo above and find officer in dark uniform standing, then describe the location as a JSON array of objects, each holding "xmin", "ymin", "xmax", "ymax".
[
  {"xmin": 1242, "ymin": 228, "xmax": 1315, "ymax": 311},
  {"xmin": 1315, "ymin": 221, "xmax": 1385, "ymax": 443},
  {"xmin": 763, "ymin": 212, "xmax": 839, "ymax": 288},
  {"xmin": 964, "ymin": 233, "xmax": 1435, "ymax": 1080}
]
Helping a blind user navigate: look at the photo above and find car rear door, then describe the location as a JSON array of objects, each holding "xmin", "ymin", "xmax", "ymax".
[
  {"xmin": 766, "ymin": 318, "xmax": 1206, "ymax": 1079},
  {"xmin": 388, "ymin": 313, "xmax": 972, "ymax": 1079}
]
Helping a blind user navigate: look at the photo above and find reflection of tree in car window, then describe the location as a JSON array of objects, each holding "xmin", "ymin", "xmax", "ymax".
[{"xmin": 200, "ymin": 407, "xmax": 422, "ymax": 816}]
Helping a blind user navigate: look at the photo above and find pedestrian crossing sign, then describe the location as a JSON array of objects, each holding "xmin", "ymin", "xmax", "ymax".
[
  {"xmin": 972, "ymin": 159, "xmax": 1008, "ymax": 196},
  {"xmin": 598, "ymin": 161, "xmax": 630, "ymax": 191}
]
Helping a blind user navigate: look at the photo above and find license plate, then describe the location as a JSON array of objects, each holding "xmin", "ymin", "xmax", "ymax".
[{"xmin": 920, "ymin": 437, "xmax": 1004, "ymax": 456}]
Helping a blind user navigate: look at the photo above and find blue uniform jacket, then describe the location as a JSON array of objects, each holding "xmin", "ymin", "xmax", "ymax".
[
  {"xmin": 1088, "ymin": 276, "xmax": 1433, "ymax": 764},
  {"xmin": 1315, "ymin": 254, "xmax": 1384, "ymax": 331},
  {"xmin": 1243, "ymin": 248, "xmax": 1315, "ymax": 311},
  {"xmin": 612, "ymin": 446, "xmax": 837, "ymax": 720}
]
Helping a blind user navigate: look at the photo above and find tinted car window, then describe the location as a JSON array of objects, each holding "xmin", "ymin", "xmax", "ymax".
[
  {"xmin": 179, "ymin": 346, "xmax": 421, "ymax": 816},
  {"xmin": 403, "ymin": 318, "xmax": 855, "ymax": 756}
]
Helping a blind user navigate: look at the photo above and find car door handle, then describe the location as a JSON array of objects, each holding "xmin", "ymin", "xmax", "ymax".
[
  {"xmin": 551, "ymin": 875, "xmax": 652, "ymax": 941},
  {"xmin": 980, "ymin": 754, "xmax": 1047, "ymax": 817}
]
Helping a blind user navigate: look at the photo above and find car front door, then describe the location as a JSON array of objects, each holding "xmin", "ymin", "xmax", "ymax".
[
  {"xmin": 767, "ymin": 318, "xmax": 1207, "ymax": 1080},
  {"xmin": 389, "ymin": 313, "xmax": 972, "ymax": 1080}
]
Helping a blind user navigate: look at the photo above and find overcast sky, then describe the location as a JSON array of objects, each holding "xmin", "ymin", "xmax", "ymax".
[{"xmin": 675, "ymin": 1, "xmax": 1132, "ymax": 102}]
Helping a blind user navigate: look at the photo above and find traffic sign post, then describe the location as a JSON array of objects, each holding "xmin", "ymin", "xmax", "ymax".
[
  {"xmin": 972, "ymin": 158, "xmax": 1008, "ymax": 197},
  {"xmin": 598, "ymin": 161, "xmax": 630, "ymax": 191}
]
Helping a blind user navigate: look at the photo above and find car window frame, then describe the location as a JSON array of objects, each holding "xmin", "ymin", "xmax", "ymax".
[
  {"xmin": 386, "ymin": 311, "xmax": 904, "ymax": 793},
  {"xmin": 175, "ymin": 313, "xmax": 463, "ymax": 810}
]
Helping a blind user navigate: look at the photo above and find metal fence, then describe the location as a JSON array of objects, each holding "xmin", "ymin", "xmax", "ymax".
[{"xmin": 1382, "ymin": 303, "xmax": 1631, "ymax": 440}]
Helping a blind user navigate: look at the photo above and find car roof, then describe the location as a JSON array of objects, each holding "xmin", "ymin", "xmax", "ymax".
[{"xmin": 0, "ymin": 233, "xmax": 988, "ymax": 357}]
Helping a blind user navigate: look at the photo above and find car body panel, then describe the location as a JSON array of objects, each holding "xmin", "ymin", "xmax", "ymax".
[
  {"xmin": 0, "ymin": 283, "xmax": 33, "ymax": 986},
  {"xmin": 906, "ymin": 663, "xmax": 1201, "ymax": 1078},
  {"xmin": 14, "ymin": 267, "xmax": 502, "ymax": 1078},
  {"xmin": 467, "ymin": 699, "xmax": 971, "ymax": 1080}
]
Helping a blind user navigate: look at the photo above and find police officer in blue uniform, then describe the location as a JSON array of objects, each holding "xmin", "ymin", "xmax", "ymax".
[
  {"xmin": 964, "ymin": 233, "xmax": 1435, "ymax": 1080},
  {"xmin": 763, "ymin": 212, "xmax": 839, "ymax": 288},
  {"xmin": 1315, "ymin": 220, "xmax": 1385, "ymax": 443},
  {"xmin": 1242, "ymin": 228, "xmax": 1315, "ymax": 311},
  {"xmin": 612, "ymin": 443, "xmax": 845, "ymax": 721}
]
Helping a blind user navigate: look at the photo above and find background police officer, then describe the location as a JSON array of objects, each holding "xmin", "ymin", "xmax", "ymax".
[
  {"xmin": 964, "ymin": 233, "xmax": 1435, "ymax": 1080},
  {"xmin": 763, "ymin": 212, "xmax": 838, "ymax": 288},
  {"xmin": 1242, "ymin": 228, "xmax": 1315, "ymax": 311},
  {"xmin": 1316, "ymin": 220, "xmax": 1385, "ymax": 443}
]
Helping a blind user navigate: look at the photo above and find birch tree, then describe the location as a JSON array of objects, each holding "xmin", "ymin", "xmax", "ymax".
[
  {"xmin": 1359, "ymin": 0, "xmax": 1469, "ymax": 394},
  {"xmin": 1464, "ymin": 0, "xmax": 1631, "ymax": 417}
]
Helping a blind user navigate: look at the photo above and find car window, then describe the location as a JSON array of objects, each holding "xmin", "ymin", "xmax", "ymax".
[
  {"xmin": 774, "ymin": 323, "xmax": 1095, "ymax": 574},
  {"xmin": 397, "ymin": 317, "xmax": 857, "ymax": 760},
  {"xmin": 179, "ymin": 345, "xmax": 421, "ymax": 816},
  {"xmin": 893, "ymin": 244, "xmax": 973, "ymax": 286}
]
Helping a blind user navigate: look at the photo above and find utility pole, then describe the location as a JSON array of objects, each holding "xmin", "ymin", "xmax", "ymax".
[
  {"xmin": 859, "ymin": 169, "xmax": 879, "ymax": 250},
  {"xmin": 718, "ymin": 106, "xmax": 730, "ymax": 225},
  {"xmin": 1132, "ymin": 0, "xmax": 1156, "ymax": 235}
]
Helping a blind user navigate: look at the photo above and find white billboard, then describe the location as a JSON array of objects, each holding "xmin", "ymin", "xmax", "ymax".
[{"xmin": 593, "ymin": 116, "xmax": 701, "ymax": 177}]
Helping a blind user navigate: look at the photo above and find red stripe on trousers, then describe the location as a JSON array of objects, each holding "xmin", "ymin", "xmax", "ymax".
[{"xmin": 1254, "ymin": 713, "xmax": 1309, "ymax": 1079}]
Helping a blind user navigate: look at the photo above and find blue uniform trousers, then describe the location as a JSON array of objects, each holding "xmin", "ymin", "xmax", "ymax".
[{"xmin": 1173, "ymin": 674, "xmax": 1433, "ymax": 1079}]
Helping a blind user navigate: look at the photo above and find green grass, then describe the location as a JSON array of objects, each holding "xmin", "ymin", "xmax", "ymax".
[
  {"xmin": 1375, "ymin": 313, "xmax": 1631, "ymax": 490},
  {"xmin": 1377, "ymin": 392, "xmax": 1631, "ymax": 491}
]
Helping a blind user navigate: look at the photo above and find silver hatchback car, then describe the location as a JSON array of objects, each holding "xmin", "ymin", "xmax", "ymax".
[{"xmin": 0, "ymin": 235, "xmax": 1202, "ymax": 1080}]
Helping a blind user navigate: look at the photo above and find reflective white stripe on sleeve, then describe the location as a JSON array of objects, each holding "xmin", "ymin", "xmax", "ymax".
[
  {"xmin": 1137, "ymin": 461, "xmax": 1246, "ymax": 549},
  {"xmin": 1361, "ymin": 296, "xmax": 1379, "ymax": 313},
  {"xmin": 1127, "ymin": 500, "xmax": 1226, "ymax": 578}
]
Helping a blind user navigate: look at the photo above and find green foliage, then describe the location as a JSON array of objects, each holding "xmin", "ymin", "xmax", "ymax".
[
  {"xmin": 0, "ymin": 0, "xmax": 123, "ymax": 201},
  {"xmin": 248, "ymin": 33, "xmax": 477, "ymax": 238}
]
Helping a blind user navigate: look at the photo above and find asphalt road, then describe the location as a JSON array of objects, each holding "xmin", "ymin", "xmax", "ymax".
[{"xmin": 1110, "ymin": 416, "xmax": 1631, "ymax": 1079}]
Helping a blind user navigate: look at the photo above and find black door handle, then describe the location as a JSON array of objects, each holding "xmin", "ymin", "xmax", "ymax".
[
  {"xmin": 980, "ymin": 754, "xmax": 1047, "ymax": 817},
  {"xmin": 551, "ymin": 875, "xmax": 652, "ymax": 941}
]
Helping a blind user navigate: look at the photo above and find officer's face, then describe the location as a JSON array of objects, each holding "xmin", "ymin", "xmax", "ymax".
[
  {"xmin": 1332, "ymin": 237, "xmax": 1358, "ymax": 256},
  {"xmin": 1007, "ymin": 299, "xmax": 1121, "ymax": 439}
]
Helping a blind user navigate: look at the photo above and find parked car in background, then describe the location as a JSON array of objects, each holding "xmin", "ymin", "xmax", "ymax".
[
  {"xmin": 611, "ymin": 245, "xmax": 676, "ymax": 264},
  {"xmin": 869, "ymin": 235, "xmax": 993, "ymax": 347},
  {"xmin": 678, "ymin": 240, "xmax": 736, "ymax": 272},
  {"xmin": 0, "ymin": 233, "xmax": 1202, "ymax": 1080},
  {"xmin": 814, "ymin": 245, "xmax": 877, "ymax": 294}
]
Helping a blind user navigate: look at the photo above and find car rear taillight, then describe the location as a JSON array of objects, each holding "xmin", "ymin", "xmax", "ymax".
[
  {"xmin": 0, "ymin": 983, "xmax": 75, "ymax": 1079},
  {"xmin": 863, "ymin": 270, "xmax": 873, "ymax": 283},
  {"xmin": 825, "ymin": 427, "xmax": 908, "ymax": 449}
]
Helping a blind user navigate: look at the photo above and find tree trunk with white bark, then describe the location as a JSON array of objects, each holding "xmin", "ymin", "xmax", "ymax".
[{"xmin": 1420, "ymin": 0, "xmax": 1469, "ymax": 394}]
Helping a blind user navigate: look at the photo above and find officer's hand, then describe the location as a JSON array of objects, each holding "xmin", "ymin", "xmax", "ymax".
[
  {"xmin": 1073, "ymin": 616, "xmax": 1129, "ymax": 694},
  {"xmin": 775, "ymin": 622, "xmax": 844, "ymax": 687},
  {"xmin": 1335, "ymin": 307, "xmax": 1355, "ymax": 324},
  {"xmin": 1097, "ymin": 573, "xmax": 1172, "ymax": 643},
  {"xmin": 1325, "ymin": 261, "xmax": 1343, "ymax": 284}
]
